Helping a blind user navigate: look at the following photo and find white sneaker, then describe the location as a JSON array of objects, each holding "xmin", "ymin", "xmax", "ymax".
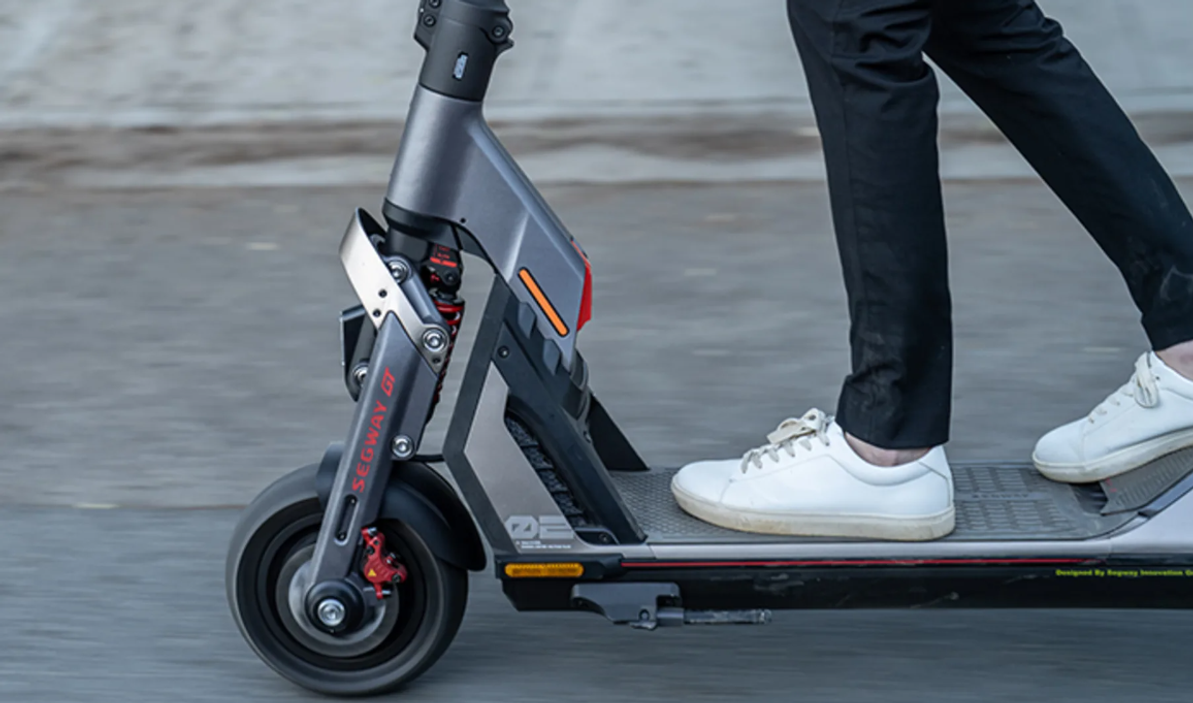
[
  {"xmin": 670, "ymin": 409, "xmax": 955, "ymax": 541},
  {"xmin": 1033, "ymin": 352, "xmax": 1193, "ymax": 483}
]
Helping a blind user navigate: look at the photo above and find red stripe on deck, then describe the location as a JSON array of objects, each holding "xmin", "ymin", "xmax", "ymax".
[{"xmin": 620, "ymin": 558, "xmax": 1094, "ymax": 569}]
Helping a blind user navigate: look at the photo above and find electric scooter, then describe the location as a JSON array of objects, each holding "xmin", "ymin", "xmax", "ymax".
[{"xmin": 226, "ymin": 0, "xmax": 1193, "ymax": 696}]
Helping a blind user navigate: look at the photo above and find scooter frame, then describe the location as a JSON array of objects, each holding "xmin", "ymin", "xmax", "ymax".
[{"xmin": 302, "ymin": 0, "xmax": 1193, "ymax": 634}]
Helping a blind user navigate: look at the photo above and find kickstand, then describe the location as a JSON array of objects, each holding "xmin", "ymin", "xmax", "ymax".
[{"xmin": 571, "ymin": 583, "xmax": 684, "ymax": 630}]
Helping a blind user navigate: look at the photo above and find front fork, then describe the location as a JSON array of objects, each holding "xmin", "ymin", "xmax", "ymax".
[{"xmin": 297, "ymin": 209, "xmax": 459, "ymax": 634}]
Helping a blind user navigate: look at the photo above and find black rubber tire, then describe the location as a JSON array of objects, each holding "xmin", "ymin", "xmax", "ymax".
[{"xmin": 226, "ymin": 464, "xmax": 468, "ymax": 697}]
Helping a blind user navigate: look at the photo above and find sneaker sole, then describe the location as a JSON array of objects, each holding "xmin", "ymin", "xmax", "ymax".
[
  {"xmin": 1033, "ymin": 426, "xmax": 1193, "ymax": 484},
  {"xmin": 670, "ymin": 478, "xmax": 956, "ymax": 542}
]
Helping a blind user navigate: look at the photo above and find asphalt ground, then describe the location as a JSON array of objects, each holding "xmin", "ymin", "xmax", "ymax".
[{"xmin": 1, "ymin": 180, "xmax": 1190, "ymax": 701}]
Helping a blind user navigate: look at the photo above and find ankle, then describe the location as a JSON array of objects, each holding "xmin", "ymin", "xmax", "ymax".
[
  {"xmin": 1157, "ymin": 341, "xmax": 1193, "ymax": 382},
  {"xmin": 845, "ymin": 433, "xmax": 931, "ymax": 467}
]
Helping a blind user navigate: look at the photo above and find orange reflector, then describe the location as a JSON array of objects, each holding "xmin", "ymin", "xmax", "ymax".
[
  {"xmin": 504, "ymin": 562, "xmax": 584, "ymax": 579},
  {"xmin": 518, "ymin": 268, "xmax": 570, "ymax": 337}
]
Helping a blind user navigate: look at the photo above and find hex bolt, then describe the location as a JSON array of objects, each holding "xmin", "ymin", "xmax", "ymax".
[
  {"xmin": 316, "ymin": 599, "xmax": 346, "ymax": 629},
  {"xmin": 422, "ymin": 328, "xmax": 448, "ymax": 353},
  {"xmin": 392, "ymin": 435, "xmax": 415, "ymax": 460},
  {"xmin": 387, "ymin": 258, "xmax": 411, "ymax": 283},
  {"xmin": 352, "ymin": 364, "xmax": 369, "ymax": 385}
]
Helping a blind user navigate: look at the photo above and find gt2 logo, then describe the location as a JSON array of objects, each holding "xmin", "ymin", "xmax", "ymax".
[
  {"xmin": 352, "ymin": 367, "xmax": 396, "ymax": 494},
  {"xmin": 504, "ymin": 515, "xmax": 575, "ymax": 541}
]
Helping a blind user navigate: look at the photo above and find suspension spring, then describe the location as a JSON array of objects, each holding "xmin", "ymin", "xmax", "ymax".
[
  {"xmin": 430, "ymin": 294, "xmax": 464, "ymax": 410},
  {"xmin": 419, "ymin": 243, "xmax": 465, "ymax": 417}
]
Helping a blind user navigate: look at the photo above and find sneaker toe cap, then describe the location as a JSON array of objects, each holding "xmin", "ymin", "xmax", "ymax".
[
  {"xmin": 1033, "ymin": 421, "xmax": 1086, "ymax": 467},
  {"xmin": 671, "ymin": 459, "xmax": 737, "ymax": 503}
]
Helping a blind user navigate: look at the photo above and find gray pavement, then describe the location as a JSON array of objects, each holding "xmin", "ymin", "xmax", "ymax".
[
  {"xmin": 3, "ymin": 0, "xmax": 1192, "ymax": 128},
  {"xmin": 3, "ymin": 0, "xmax": 1193, "ymax": 187},
  {"xmin": 1, "ymin": 181, "xmax": 1189, "ymax": 701}
]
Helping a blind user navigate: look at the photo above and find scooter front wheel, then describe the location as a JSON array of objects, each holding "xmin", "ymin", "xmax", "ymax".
[{"xmin": 226, "ymin": 464, "xmax": 468, "ymax": 696}]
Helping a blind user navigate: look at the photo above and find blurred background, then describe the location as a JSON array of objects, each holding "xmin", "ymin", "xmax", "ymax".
[{"xmin": 2, "ymin": 1, "xmax": 1193, "ymax": 701}]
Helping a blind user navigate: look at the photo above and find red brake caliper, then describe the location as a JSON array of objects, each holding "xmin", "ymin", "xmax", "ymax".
[{"xmin": 361, "ymin": 527, "xmax": 408, "ymax": 599}]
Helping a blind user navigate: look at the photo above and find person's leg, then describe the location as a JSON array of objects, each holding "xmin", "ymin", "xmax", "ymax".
[
  {"xmin": 789, "ymin": 0, "xmax": 953, "ymax": 458},
  {"xmin": 1158, "ymin": 341, "xmax": 1193, "ymax": 381},
  {"xmin": 925, "ymin": 0, "xmax": 1193, "ymax": 481},
  {"xmin": 925, "ymin": 0, "xmax": 1193, "ymax": 354},
  {"xmin": 668, "ymin": 0, "xmax": 956, "ymax": 541}
]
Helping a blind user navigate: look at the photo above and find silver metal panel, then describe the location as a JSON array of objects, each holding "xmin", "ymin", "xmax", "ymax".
[
  {"xmin": 1107, "ymin": 487, "xmax": 1193, "ymax": 555},
  {"xmin": 339, "ymin": 209, "xmax": 449, "ymax": 374},
  {"xmin": 386, "ymin": 87, "xmax": 587, "ymax": 370},
  {"xmin": 462, "ymin": 363, "xmax": 652, "ymax": 558}
]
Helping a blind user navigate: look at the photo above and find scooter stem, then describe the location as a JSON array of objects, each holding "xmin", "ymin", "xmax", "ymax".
[{"xmin": 415, "ymin": 0, "xmax": 513, "ymax": 102}]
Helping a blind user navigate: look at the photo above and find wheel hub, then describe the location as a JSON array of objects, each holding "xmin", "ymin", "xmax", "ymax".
[
  {"xmin": 277, "ymin": 545, "xmax": 399, "ymax": 658},
  {"xmin": 304, "ymin": 578, "xmax": 368, "ymax": 635}
]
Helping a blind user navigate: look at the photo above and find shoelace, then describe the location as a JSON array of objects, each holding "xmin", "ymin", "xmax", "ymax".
[
  {"xmin": 1088, "ymin": 353, "xmax": 1160, "ymax": 423},
  {"xmin": 741, "ymin": 408, "xmax": 832, "ymax": 473}
]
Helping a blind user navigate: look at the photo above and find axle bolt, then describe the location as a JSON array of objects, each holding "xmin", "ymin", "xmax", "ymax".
[
  {"xmin": 387, "ymin": 258, "xmax": 411, "ymax": 283},
  {"xmin": 316, "ymin": 598, "xmax": 346, "ymax": 628},
  {"xmin": 352, "ymin": 364, "xmax": 369, "ymax": 385},
  {"xmin": 392, "ymin": 435, "xmax": 415, "ymax": 460},
  {"xmin": 422, "ymin": 328, "xmax": 448, "ymax": 353}
]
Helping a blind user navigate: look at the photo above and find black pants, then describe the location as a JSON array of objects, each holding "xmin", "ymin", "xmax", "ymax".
[{"xmin": 787, "ymin": 0, "xmax": 1193, "ymax": 449}]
